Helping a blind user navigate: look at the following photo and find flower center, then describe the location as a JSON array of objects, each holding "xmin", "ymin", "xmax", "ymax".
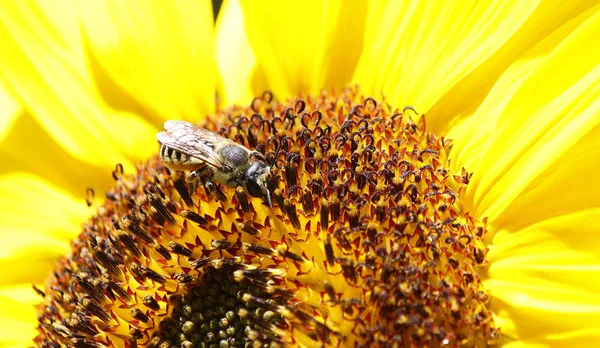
[
  {"xmin": 35, "ymin": 88, "xmax": 499, "ymax": 347},
  {"xmin": 148, "ymin": 267, "xmax": 287, "ymax": 347}
]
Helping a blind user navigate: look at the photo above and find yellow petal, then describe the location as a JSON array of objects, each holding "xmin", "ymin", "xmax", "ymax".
[
  {"xmin": 353, "ymin": 1, "xmax": 541, "ymax": 115},
  {"xmin": 240, "ymin": 0, "xmax": 367, "ymax": 99},
  {"xmin": 447, "ymin": 3, "xmax": 598, "ymax": 176},
  {"xmin": 426, "ymin": 1, "xmax": 600, "ymax": 134},
  {"xmin": 0, "ymin": 284, "xmax": 41, "ymax": 312},
  {"xmin": 0, "ymin": 173, "xmax": 89, "ymax": 284},
  {"xmin": 0, "ymin": 285, "xmax": 39, "ymax": 347},
  {"xmin": 485, "ymin": 209, "xmax": 600, "ymax": 344},
  {"xmin": 0, "ymin": 77, "xmax": 20, "ymax": 143},
  {"xmin": 216, "ymin": 0, "xmax": 256, "ymax": 106},
  {"xmin": 451, "ymin": 5, "xmax": 600, "ymax": 226},
  {"xmin": 502, "ymin": 341, "xmax": 547, "ymax": 348},
  {"xmin": 0, "ymin": 1, "xmax": 158, "ymax": 170},
  {"xmin": 1, "ymin": 112, "xmax": 117, "ymax": 198},
  {"xmin": 78, "ymin": 0, "xmax": 217, "ymax": 120},
  {"xmin": 443, "ymin": 6, "xmax": 600, "ymax": 344},
  {"xmin": 490, "ymin": 123, "xmax": 600, "ymax": 232},
  {"xmin": 0, "ymin": 173, "xmax": 88, "ymax": 241}
]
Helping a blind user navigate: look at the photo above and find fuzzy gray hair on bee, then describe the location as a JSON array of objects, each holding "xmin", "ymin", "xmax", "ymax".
[{"xmin": 157, "ymin": 120, "xmax": 272, "ymax": 207}]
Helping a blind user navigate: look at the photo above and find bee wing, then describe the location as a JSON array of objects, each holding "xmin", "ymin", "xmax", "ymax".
[
  {"xmin": 163, "ymin": 120, "xmax": 200, "ymax": 133},
  {"xmin": 157, "ymin": 121, "xmax": 229, "ymax": 170}
]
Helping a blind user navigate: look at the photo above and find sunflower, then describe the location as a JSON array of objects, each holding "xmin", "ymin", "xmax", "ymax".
[{"xmin": 1, "ymin": 0, "xmax": 599, "ymax": 347}]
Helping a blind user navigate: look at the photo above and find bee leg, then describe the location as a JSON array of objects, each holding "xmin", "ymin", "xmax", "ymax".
[
  {"xmin": 184, "ymin": 172, "xmax": 200, "ymax": 194},
  {"xmin": 212, "ymin": 185, "xmax": 227, "ymax": 202},
  {"xmin": 200, "ymin": 179, "xmax": 227, "ymax": 202},
  {"xmin": 185, "ymin": 167, "xmax": 209, "ymax": 194},
  {"xmin": 186, "ymin": 168, "xmax": 225, "ymax": 202},
  {"xmin": 203, "ymin": 180, "xmax": 216, "ymax": 195}
]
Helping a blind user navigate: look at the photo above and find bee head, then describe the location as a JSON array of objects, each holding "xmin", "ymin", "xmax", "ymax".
[{"xmin": 244, "ymin": 161, "xmax": 272, "ymax": 208}]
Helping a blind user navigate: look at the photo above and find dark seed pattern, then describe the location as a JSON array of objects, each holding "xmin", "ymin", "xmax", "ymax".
[
  {"xmin": 35, "ymin": 88, "xmax": 497, "ymax": 347},
  {"xmin": 148, "ymin": 267, "xmax": 286, "ymax": 348}
]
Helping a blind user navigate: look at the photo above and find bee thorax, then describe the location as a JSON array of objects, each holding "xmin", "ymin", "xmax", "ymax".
[{"xmin": 218, "ymin": 144, "xmax": 250, "ymax": 166}]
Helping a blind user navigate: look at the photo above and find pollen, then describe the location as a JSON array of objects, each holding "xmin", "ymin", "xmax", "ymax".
[{"xmin": 34, "ymin": 87, "xmax": 498, "ymax": 347}]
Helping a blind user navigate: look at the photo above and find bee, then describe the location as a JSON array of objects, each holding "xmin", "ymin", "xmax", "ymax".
[{"xmin": 157, "ymin": 120, "xmax": 272, "ymax": 207}]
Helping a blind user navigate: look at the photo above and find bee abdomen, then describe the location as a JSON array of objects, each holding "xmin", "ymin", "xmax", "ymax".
[{"xmin": 160, "ymin": 144, "xmax": 187, "ymax": 165}]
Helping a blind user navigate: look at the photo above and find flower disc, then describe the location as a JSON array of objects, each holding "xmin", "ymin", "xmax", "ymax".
[{"xmin": 35, "ymin": 88, "xmax": 498, "ymax": 347}]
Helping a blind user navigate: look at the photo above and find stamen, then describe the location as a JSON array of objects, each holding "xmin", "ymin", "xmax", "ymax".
[
  {"xmin": 116, "ymin": 231, "xmax": 142, "ymax": 257},
  {"xmin": 112, "ymin": 163, "xmax": 124, "ymax": 181},
  {"xmin": 142, "ymin": 294, "xmax": 160, "ymax": 311},
  {"xmin": 130, "ymin": 308, "xmax": 150, "ymax": 323},
  {"xmin": 235, "ymin": 186, "xmax": 250, "ymax": 213},
  {"xmin": 173, "ymin": 273, "xmax": 195, "ymax": 284},
  {"xmin": 243, "ymin": 242, "xmax": 275, "ymax": 255},
  {"xmin": 82, "ymin": 299, "xmax": 112, "ymax": 323},
  {"xmin": 180, "ymin": 209, "xmax": 209, "ymax": 226},
  {"xmin": 122, "ymin": 216, "xmax": 154, "ymax": 244},
  {"xmin": 283, "ymin": 198, "xmax": 301, "ymax": 229},
  {"xmin": 148, "ymin": 193, "xmax": 175, "ymax": 225},
  {"xmin": 168, "ymin": 241, "xmax": 193, "ymax": 257},
  {"xmin": 92, "ymin": 248, "xmax": 122, "ymax": 278},
  {"xmin": 189, "ymin": 257, "xmax": 211, "ymax": 270},
  {"xmin": 301, "ymin": 188, "xmax": 314, "ymax": 215},
  {"xmin": 138, "ymin": 265, "xmax": 167, "ymax": 284},
  {"xmin": 324, "ymin": 282, "xmax": 337, "ymax": 302},
  {"xmin": 85, "ymin": 187, "xmax": 94, "ymax": 207},
  {"xmin": 324, "ymin": 236, "xmax": 335, "ymax": 266},
  {"xmin": 237, "ymin": 222, "xmax": 260, "ymax": 236},
  {"xmin": 211, "ymin": 238, "xmax": 232, "ymax": 250},
  {"xmin": 173, "ymin": 176, "xmax": 194, "ymax": 207},
  {"xmin": 154, "ymin": 244, "xmax": 172, "ymax": 261},
  {"xmin": 320, "ymin": 198, "xmax": 329, "ymax": 229}
]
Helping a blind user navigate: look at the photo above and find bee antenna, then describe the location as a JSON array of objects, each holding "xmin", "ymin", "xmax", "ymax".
[{"xmin": 265, "ymin": 188, "xmax": 273, "ymax": 208}]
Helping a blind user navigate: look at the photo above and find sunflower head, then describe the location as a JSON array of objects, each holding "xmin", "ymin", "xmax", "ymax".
[{"xmin": 34, "ymin": 88, "xmax": 498, "ymax": 347}]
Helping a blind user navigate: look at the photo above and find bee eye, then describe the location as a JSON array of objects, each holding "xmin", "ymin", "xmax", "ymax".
[{"xmin": 245, "ymin": 180, "xmax": 264, "ymax": 198}]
